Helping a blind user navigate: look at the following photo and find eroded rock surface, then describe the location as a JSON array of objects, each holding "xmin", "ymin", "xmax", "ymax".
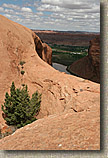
[
  {"xmin": 0, "ymin": 107, "xmax": 100, "ymax": 150},
  {"xmin": 0, "ymin": 15, "xmax": 100, "ymax": 150},
  {"xmin": 68, "ymin": 36, "xmax": 100, "ymax": 83},
  {"xmin": 32, "ymin": 31, "xmax": 52, "ymax": 65},
  {"xmin": 42, "ymin": 43, "xmax": 52, "ymax": 65}
]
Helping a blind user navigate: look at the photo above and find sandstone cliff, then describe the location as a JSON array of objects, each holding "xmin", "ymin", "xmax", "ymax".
[
  {"xmin": 67, "ymin": 36, "xmax": 100, "ymax": 83},
  {"xmin": 0, "ymin": 15, "xmax": 100, "ymax": 150},
  {"xmin": 32, "ymin": 33, "xmax": 52, "ymax": 65},
  {"xmin": 42, "ymin": 43, "xmax": 52, "ymax": 65}
]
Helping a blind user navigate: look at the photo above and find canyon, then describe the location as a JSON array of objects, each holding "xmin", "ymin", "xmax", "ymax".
[
  {"xmin": 0, "ymin": 15, "xmax": 100, "ymax": 150},
  {"xmin": 34, "ymin": 30, "xmax": 100, "ymax": 83}
]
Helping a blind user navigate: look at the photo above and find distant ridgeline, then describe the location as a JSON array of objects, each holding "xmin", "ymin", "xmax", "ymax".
[{"xmin": 33, "ymin": 30, "xmax": 99, "ymax": 46}]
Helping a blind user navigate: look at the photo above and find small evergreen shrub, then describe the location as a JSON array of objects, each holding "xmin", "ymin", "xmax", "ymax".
[
  {"xmin": 19, "ymin": 61, "xmax": 26, "ymax": 66},
  {"xmin": 1, "ymin": 82, "xmax": 41, "ymax": 128},
  {"xmin": 21, "ymin": 70, "xmax": 25, "ymax": 75}
]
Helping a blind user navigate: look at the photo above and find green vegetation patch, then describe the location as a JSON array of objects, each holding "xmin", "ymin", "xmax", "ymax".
[
  {"xmin": 1, "ymin": 82, "xmax": 41, "ymax": 128},
  {"xmin": 50, "ymin": 44, "xmax": 88, "ymax": 52},
  {"xmin": 19, "ymin": 61, "xmax": 26, "ymax": 66},
  {"xmin": 21, "ymin": 70, "xmax": 25, "ymax": 75},
  {"xmin": 51, "ymin": 44, "xmax": 88, "ymax": 66}
]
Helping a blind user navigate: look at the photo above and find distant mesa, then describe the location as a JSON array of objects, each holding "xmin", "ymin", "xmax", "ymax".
[
  {"xmin": 33, "ymin": 29, "xmax": 100, "ymax": 46},
  {"xmin": 32, "ymin": 30, "xmax": 58, "ymax": 34}
]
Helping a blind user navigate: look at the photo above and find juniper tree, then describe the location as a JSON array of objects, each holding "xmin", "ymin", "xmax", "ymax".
[{"xmin": 1, "ymin": 82, "xmax": 41, "ymax": 128}]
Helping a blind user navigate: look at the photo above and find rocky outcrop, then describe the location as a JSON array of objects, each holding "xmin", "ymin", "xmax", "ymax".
[
  {"xmin": 67, "ymin": 36, "xmax": 100, "ymax": 83},
  {"xmin": 42, "ymin": 43, "xmax": 52, "ymax": 65},
  {"xmin": 32, "ymin": 33, "xmax": 52, "ymax": 65},
  {"xmin": 88, "ymin": 37, "xmax": 100, "ymax": 81},
  {"xmin": 0, "ymin": 15, "xmax": 100, "ymax": 150}
]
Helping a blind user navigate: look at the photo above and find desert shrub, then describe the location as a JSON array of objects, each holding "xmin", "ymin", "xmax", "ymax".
[
  {"xmin": 19, "ymin": 61, "xmax": 26, "ymax": 66},
  {"xmin": 21, "ymin": 70, "xmax": 25, "ymax": 75},
  {"xmin": 1, "ymin": 82, "xmax": 41, "ymax": 128}
]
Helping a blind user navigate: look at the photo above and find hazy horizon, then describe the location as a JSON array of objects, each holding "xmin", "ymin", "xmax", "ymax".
[{"xmin": 32, "ymin": 29, "xmax": 100, "ymax": 33}]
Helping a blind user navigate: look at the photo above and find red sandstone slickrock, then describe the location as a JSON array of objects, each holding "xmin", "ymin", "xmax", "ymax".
[
  {"xmin": 68, "ymin": 36, "xmax": 100, "ymax": 83},
  {"xmin": 0, "ymin": 15, "xmax": 100, "ymax": 150}
]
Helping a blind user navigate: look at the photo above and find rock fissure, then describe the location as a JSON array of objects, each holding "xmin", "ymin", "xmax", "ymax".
[{"xmin": 31, "ymin": 81, "xmax": 43, "ymax": 88}]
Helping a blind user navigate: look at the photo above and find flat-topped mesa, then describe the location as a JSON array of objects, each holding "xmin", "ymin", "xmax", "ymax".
[{"xmin": 67, "ymin": 36, "xmax": 100, "ymax": 83}]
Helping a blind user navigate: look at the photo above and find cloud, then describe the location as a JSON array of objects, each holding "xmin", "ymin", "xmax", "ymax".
[
  {"xmin": 2, "ymin": 3, "xmax": 20, "ymax": 10},
  {"xmin": 21, "ymin": 7, "xmax": 32, "ymax": 12},
  {"xmin": 37, "ymin": 4, "xmax": 62, "ymax": 12},
  {"xmin": 4, "ymin": 9, "xmax": 14, "ymax": 14},
  {"xmin": 0, "ymin": 0, "xmax": 100, "ymax": 32},
  {"xmin": 36, "ymin": 12, "xmax": 44, "ymax": 16},
  {"xmin": 36, "ymin": 0, "xmax": 99, "ymax": 31},
  {"xmin": 0, "ymin": 7, "xmax": 4, "ymax": 12},
  {"xmin": 4, "ymin": 14, "xmax": 12, "ymax": 18},
  {"xmin": 41, "ymin": 0, "xmax": 99, "ymax": 10}
]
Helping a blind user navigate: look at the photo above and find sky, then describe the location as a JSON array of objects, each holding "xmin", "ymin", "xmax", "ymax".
[{"xmin": 0, "ymin": 0, "xmax": 100, "ymax": 32}]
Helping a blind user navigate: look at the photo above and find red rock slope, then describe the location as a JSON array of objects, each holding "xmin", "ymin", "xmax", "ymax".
[
  {"xmin": 68, "ymin": 36, "xmax": 100, "ymax": 83},
  {"xmin": 0, "ymin": 107, "xmax": 99, "ymax": 150},
  {"xmin": 0, "ymin": 15, "xmax": 100, "ymax": 150}
]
